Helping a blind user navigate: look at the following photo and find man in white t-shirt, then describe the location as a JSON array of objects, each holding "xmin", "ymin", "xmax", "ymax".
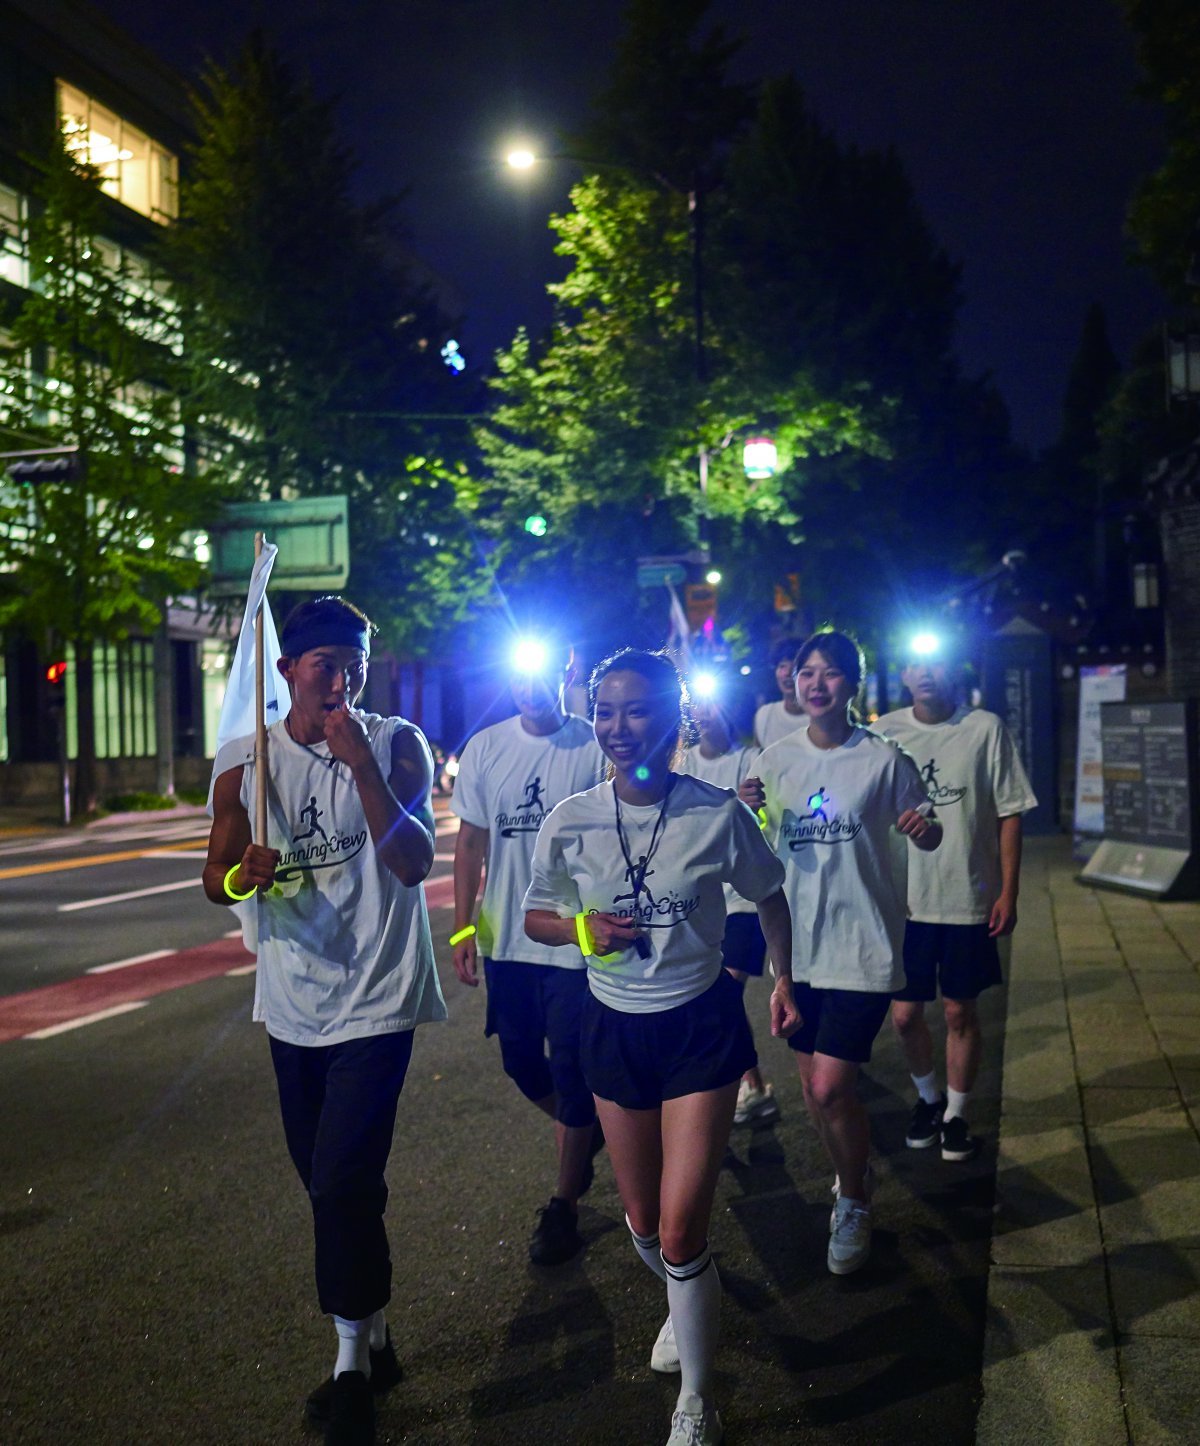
[
  {"xmin": 204, "ymin": 595, "xmax": 444, "ymax": 1446},
  {"xmin": 451, "ymin": 639, "xmax": 606, "ymax": 1266},
  {"xmin": 876, "ymin": 644, "xmax": 1037, "ymax": 1162},
  {"xmin": 753, "ymin": 638, "xmax": 807, "ymax": 750}
]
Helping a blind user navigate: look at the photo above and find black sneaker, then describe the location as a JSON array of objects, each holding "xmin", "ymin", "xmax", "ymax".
[
  {"xmin": 529, "ymin": 1196, "xmax": 584, "ymax": 1265},
  {"xmin": 306, "ymin": 1331, "xmax": 402, "ymax": 1425},
  {"xmin": 905, "ymin": 1094, "xmax": 946, "ymax": 1149},
  {"xmin": 578, "ymin": 1119, "xmax": 606, "ymax": 1198},
  {"xmin": 941, "ymin": 1114, "xmax": 981, "ymax": 1162},
  {"xmin": 323, "ymin": 1371, "xmax": 374, "ymax": 1446}
]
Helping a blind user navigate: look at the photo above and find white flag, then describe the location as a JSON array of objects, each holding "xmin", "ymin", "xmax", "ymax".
[
  {"xmin": 206, "ymin": 540, "xmax": 289, "ymax": 812},
  {"xmin": 665, "ymin": 580, "xmax": 693, "ymax": 673}
]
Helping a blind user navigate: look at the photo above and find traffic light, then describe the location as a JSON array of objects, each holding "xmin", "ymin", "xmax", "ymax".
[
  {"xmin": 45, "ymin": 660, "xmax": 68, "ymax": 684},
  {"xmin": 3, "ymin": 447, "xmax": 84, "ymax": 485},
  {"xmin": 46, "ymin": 658, "xmax": 68, "ymax": 712}
]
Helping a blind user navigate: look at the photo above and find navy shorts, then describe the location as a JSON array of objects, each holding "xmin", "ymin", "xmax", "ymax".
[
  {"xmin": 721, "ymin": 912, "xmax": 766, "ymax": 976},
  {"xmin": 895, "ymin": 921, "xmax": 1003, "ymax": 1002},
  {"xmin": 581, "ymin": 970, "xmax": 756, "ymax": 1110},
  {"xmin": 483, "ymin": 959, "xmax": 594, "ymax": 1128},
  {"xmin": 786, "ymin": 983, "xmax": 892, "ymax": 1064}
]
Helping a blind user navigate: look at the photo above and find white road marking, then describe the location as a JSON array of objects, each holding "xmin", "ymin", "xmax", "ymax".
[
  {"xmin": 141, "ymin": 849, "xmax": 208, "ymax": 859},
  {"xmin": 58, "ymin": 878, "xmax": 205, "ymax": 913},
  {"xmin": 26, "ymin": 1001, "xmax": 148, "ymax": 1039},
  {"xmin": 225, "ymin": 964, "xmax": 257, "ymax": 977},
  {"xmin": 87, "ymin": 949, "xmax": 173, "ymax": 975}
]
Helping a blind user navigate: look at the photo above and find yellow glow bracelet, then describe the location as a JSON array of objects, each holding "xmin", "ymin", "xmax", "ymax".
[
  {"xmin": 449, "ymin": 925, "xmax": 476, "ymax": 946},
  {"xmin": 756, "ymin": 807, "xmax": 769, "ymax": 830},
  {"xmin": 575, "ymin": 912, "xmax": 594, "ymax": 955},
  {"xmin": 223, "ymin": 863, "xmax": 257, "ymax": 901}
]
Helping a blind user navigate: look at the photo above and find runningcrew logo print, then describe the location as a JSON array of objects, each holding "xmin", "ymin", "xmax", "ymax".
[
  {"xmin": 275, "ymin": 793, "xmax": 368, "ymax": 881},
  {"xmin": 918, "ymin": 757, "xmax": 967, "ymax": 807},
  {"xmin": 494, "ymin": 775, "xmax": 550, "ymax": 838},
  {"xmin": 779, "ymin": 788, "xmax": 864, "ymax": 848}
]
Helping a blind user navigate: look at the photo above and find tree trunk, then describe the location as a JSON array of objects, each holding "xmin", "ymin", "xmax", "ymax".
[
  {"xmin": 73, "ymin": 637, "xmax": 99, "ymax": 816},
  {"xmin": 154, "ymin": 612, "xmax": 175, "ymax": 797}
]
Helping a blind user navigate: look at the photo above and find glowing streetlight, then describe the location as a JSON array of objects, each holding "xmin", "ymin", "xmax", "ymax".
[
  {"xmin": 742, "ymin": 435, "xmax": 777, "ymax": 481},
  {"xmin": 505, "ymin": 148, "xmax": 537, "ymax": 171},
  {"xmin": 705, "ymin": 569, "xmax": 722, "ymax": 586}
]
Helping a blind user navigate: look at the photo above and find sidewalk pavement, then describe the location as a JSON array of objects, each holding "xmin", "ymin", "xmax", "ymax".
[{"xmin": 978, "ymin": 835, "xmax": 1200, "ymax": 1445}]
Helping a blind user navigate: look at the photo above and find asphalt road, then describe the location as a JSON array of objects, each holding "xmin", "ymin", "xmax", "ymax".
[{"xmin": 0, "ymin": 803, "xmax": 1002, "ymax": 1444}]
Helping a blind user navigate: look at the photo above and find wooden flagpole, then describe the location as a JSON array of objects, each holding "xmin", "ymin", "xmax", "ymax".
[{"xmin": 254, "ymin": 531, "xmax": 268, "ymax": 845}]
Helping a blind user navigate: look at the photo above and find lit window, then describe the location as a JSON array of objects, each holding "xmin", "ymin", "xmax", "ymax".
[
  {"xmin": 0, "ymin": 183, "xmax": 28, "ymax": 287},
  {"xmin": 57, "ymin": 81, "xmax": 179, "ymax": 224}
]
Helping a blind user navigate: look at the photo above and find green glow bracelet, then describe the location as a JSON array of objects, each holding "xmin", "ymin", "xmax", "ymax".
[
  {"xmin": 449, "ymin": 925, "xmax": 476, "ymax": 946},
  {"xmin": 574, "ymin": 912, "xmax": 594, "ymax": 955},
  {"xmin": 223, "ymin": 863, "xmax": 257, "ymax": 901}
]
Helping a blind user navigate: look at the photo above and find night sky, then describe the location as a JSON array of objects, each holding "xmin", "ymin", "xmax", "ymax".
[{"xmin": 100, "ymin": 0, "xmax": 1167, "ymax": 452}]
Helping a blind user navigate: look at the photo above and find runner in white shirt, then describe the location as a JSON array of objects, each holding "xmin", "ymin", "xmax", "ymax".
[
  {"xmin": 876, "ymin": 642, "xmax": 1037, "ymax": 1163},
  {"xmin": 677, "ymin": 676, "xmax": 781, "ymax": 1128},
  {"xmin": 524, "ymin": 649, "xmax": 798, "ymax": 1446},
  {"xmin": 741, "ymin": 630, "xmax": 942, "ymax": 1277},
  {"xmin": 753, "ymin": 637, "xmax": 807, "ymax": 749},
  {"xmin": 451, "ymin": 640, "xmax": 606, "ymax": 1267},
  {"xmin": 204, "ymin": 596, "xmax": 442, "ymax": 1446}
]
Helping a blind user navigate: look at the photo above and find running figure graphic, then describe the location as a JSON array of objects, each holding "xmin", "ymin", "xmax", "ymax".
[
  {"xmin": 920, "ymin": 759, "xmax": 940, "ymax": 789},
  {"xmin": 293, "ymin": 795, "xmax": 329, "ymax": 844},
  {"xmin": 523, "ymin": 776, "xmax": 546, "ymax": 810},
  {"xmin": 613, "ymin": 855, "xmax": 658, "ymax": 908}
]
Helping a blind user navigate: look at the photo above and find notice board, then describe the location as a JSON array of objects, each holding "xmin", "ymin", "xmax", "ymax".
[{"xmin": 1079, "ymin": 699, "xmax": 1200, "ymax": 899}]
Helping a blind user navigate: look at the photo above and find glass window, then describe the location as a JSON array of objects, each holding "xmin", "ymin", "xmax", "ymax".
[
  {"xmin": 57, "ymin": 81, "xmax": 179, "ymax": 224},
  {"xmin": 202, "ymin": 639, "xmax": 232, "ymax": 757},
  {"xmin": 0, "ymin": 183, "xmax": 28, "ymax": 288},
  {"xmin": 64, "ymin": 639, "xmax": 157, "ymax": 760}
]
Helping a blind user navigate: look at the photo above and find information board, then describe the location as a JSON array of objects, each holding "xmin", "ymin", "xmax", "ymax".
[{"xmin": 1079, "ymin": 699, "xmax": 1199, "ymax": 899}]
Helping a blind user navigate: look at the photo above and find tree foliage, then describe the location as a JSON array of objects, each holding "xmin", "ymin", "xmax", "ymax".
[
  {"xmin": 479, "ymin": 4, "xmax": 1022, "ymax": 650},
  {"xmin": 166, "ymin": 36, "xmax": 486, "ymax": 655},
  {"xmin": 0, "ymin": 136, "xmax": 213, "ymax": 805}
]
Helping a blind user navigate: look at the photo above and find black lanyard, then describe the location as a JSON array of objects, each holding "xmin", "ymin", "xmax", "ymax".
[{"xmin": 613, "ymin": 774, "xmax": 675, "ymax": 909}]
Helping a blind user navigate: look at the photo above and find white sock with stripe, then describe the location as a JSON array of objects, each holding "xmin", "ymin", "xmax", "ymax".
[{"xmin": 662, "ymin": 1243, "xmax": 721, "ymax": 1404}]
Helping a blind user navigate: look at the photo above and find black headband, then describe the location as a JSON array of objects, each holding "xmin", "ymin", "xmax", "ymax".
[{"xmin": 281, "ymin": 621, "xmax": 371, "ymax": 659}]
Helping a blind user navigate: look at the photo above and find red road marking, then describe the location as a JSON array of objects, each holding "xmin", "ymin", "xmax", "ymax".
[
  {"xmin": 423, "ymin": 874, "xmax": 454, "ymax": 910},
  {"xmin": 0, "ymin": 936, "xmax": 253, "ymax": 1044}
]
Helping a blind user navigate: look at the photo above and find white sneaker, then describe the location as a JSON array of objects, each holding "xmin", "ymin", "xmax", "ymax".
[
  {"xmin": 651, "ymin": 1313, "xmax": 680, "ymax": 1373},
  {"xmin": 828, "ymin": 1196, "xmax": 872, "ymax": 1275},
  {"xmin": 734, "ymin": 1079, "xmax": 781, "ymax": 1127},
  {"xmin": 666, "ymin": 1392, "xmax": 724, "ymax": 1445},
  {"xmin": 829, "ymin": 1163, "xmax": 874, "ymax": 1226}
]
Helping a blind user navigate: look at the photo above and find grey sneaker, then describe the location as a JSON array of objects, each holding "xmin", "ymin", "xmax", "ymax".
[
  {"xmin": 666, "ymin": 1392, "xmax": 724, "ymax": 1445},
  {"xmin": 828, "ymin": 1196, "xmax": 872, "ymax": 1275},
  {"xmin": 651, "ymin": 1313, "xmax": 680, "ymax": 1373},
  {"xmin": 733, "ymin": 1079, "xmax": 781, "ymax": 1127}
]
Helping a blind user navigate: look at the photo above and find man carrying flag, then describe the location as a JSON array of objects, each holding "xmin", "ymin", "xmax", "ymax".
[{"xmin": 203, "ymin": 587, "xmax": 445, "ymax": 1446}]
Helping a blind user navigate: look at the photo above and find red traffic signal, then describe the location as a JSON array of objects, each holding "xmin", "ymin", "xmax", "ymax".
[{"xmin": 45, "ymin": 660, "xmax": 68, "ymax": 685}]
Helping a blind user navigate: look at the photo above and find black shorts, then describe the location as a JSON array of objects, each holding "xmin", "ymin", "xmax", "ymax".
[
  {"xmin": 894, "ymin": 921, "xmax": 1003, "ymax": 1002},
  {"xmin": 581, "ymin": 970, "xmax": 756, "ymax": 1110},
  {"xmin": 721, "ymin": 912, "xmax": 766, "ymax": 977},
  {"xmin": 786, "ymin": 983, "xmax": 892, "ymax": 1064}
]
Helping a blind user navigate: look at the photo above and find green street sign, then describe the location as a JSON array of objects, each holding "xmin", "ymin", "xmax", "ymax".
[
  {"xmin": 636, "ymin": 561, "xmax": 687, "ymax": 589},
  {"xmin": 208, "ymin": 496, "xmax": 349, "ymax": 593}
]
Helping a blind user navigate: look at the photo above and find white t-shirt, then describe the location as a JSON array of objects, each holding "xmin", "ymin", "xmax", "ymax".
[
  {"xmin": 757, "ymin": 725, "xmax": 929, "ymax": 992},
  {"xmin": 231, "ymin": 715, "xmax": 447, "ymax": 1045},
  {"xmin": 675, "ymin": 742, "xmax": 760, "ymax": 914},
  {"xmin": 522, "ymin": 774, "xmax": 785, "ymax": 1013},
  {"xmin": 875, "ymin": 705, "xmax": 1038, "ymax": 924},
  {"xmin": 754, "ymin": 700, "xmax": 807, "ymax": 750},
  {"xmin": 451, "ymin": 714, "xmax": 605, "ymax": 967}
]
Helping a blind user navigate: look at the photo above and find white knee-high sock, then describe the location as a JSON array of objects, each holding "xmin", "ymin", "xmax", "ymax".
[
  {"xmin": 627, "ymin": 1214, "xmax": 668, "ymax": 1282},
  {"xmin": 333, "ymin": 1315, "xmax": 372, "ymax": 1378},
  {"xmin": 663, "ymin": 1244, "xmax": 721, "ymax": 1404}
]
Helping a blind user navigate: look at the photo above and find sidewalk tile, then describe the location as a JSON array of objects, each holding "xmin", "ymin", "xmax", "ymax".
[
  {"xmin": 1000, "ymin": 1038, "xmax": 1082, "ymax": 1119},
  {"xmin": 1089, "ymin": 1125, "xmax": 1200, "ymax": 1247},
  {"xmin": 976, "ymin": 1265, "xmax": 1124, "ymax": 1446},
  {"xmin": 1107, "ymin": 1243, "xmax": 1200, "ymax": 1339},
  {"xmin": 1120, "ymin": 1338, "xmax": 1200, "ymax": 1444},
  {"xmin": 1138, "ymin": 988, "xmax": 1200, "ymax": 1018},
  {"xmin": 1081, "ymin": 1088, "xmax": 1191, "ymax": 1131},
  {"xmin": 991, "ymin": 1125, "xmax": 1100, "ymax": 1267},
  {"xmin": 1072, "ymin": 1054, "xmax": 1176, "ymax": 1089}
]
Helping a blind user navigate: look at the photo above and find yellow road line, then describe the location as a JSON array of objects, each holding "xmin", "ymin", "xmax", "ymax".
[{"xmin": 0, "ymin": 835, "xmax": 208, "ymax": 882}]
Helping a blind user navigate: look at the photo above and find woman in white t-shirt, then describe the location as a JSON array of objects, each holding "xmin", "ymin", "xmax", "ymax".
[
  {"xmin": 524, "ymin": 649, "xmax": 798, "ymax": 1446},
  {"xmin": 741, "ymin": 631, "xmax": 941, "ymax": 1279}
]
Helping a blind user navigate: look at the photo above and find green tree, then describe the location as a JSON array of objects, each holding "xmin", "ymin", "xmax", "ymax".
[
  {"xmin": 1123, "ymin": 0, "xmax": 1200, "ymax": 300},
  {"xmin": 166, "ymin": 36, "xmax": 485, "ymax": 654},
  {"xmin": 0, "ymin": 137, "xmax": 211, "ymax": 812}
]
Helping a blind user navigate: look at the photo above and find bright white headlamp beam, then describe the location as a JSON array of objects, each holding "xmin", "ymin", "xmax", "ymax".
[
  {"xmin": 511, "ymin": 638, "xmax": 549, "ymax": 674},
  {"xmin": 910, "ymin": 632, "xmax": 941, "ymax": 658},
  {"xmin": 692, "ymin": 672, "xmax": 718, "ymax": 698}
]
